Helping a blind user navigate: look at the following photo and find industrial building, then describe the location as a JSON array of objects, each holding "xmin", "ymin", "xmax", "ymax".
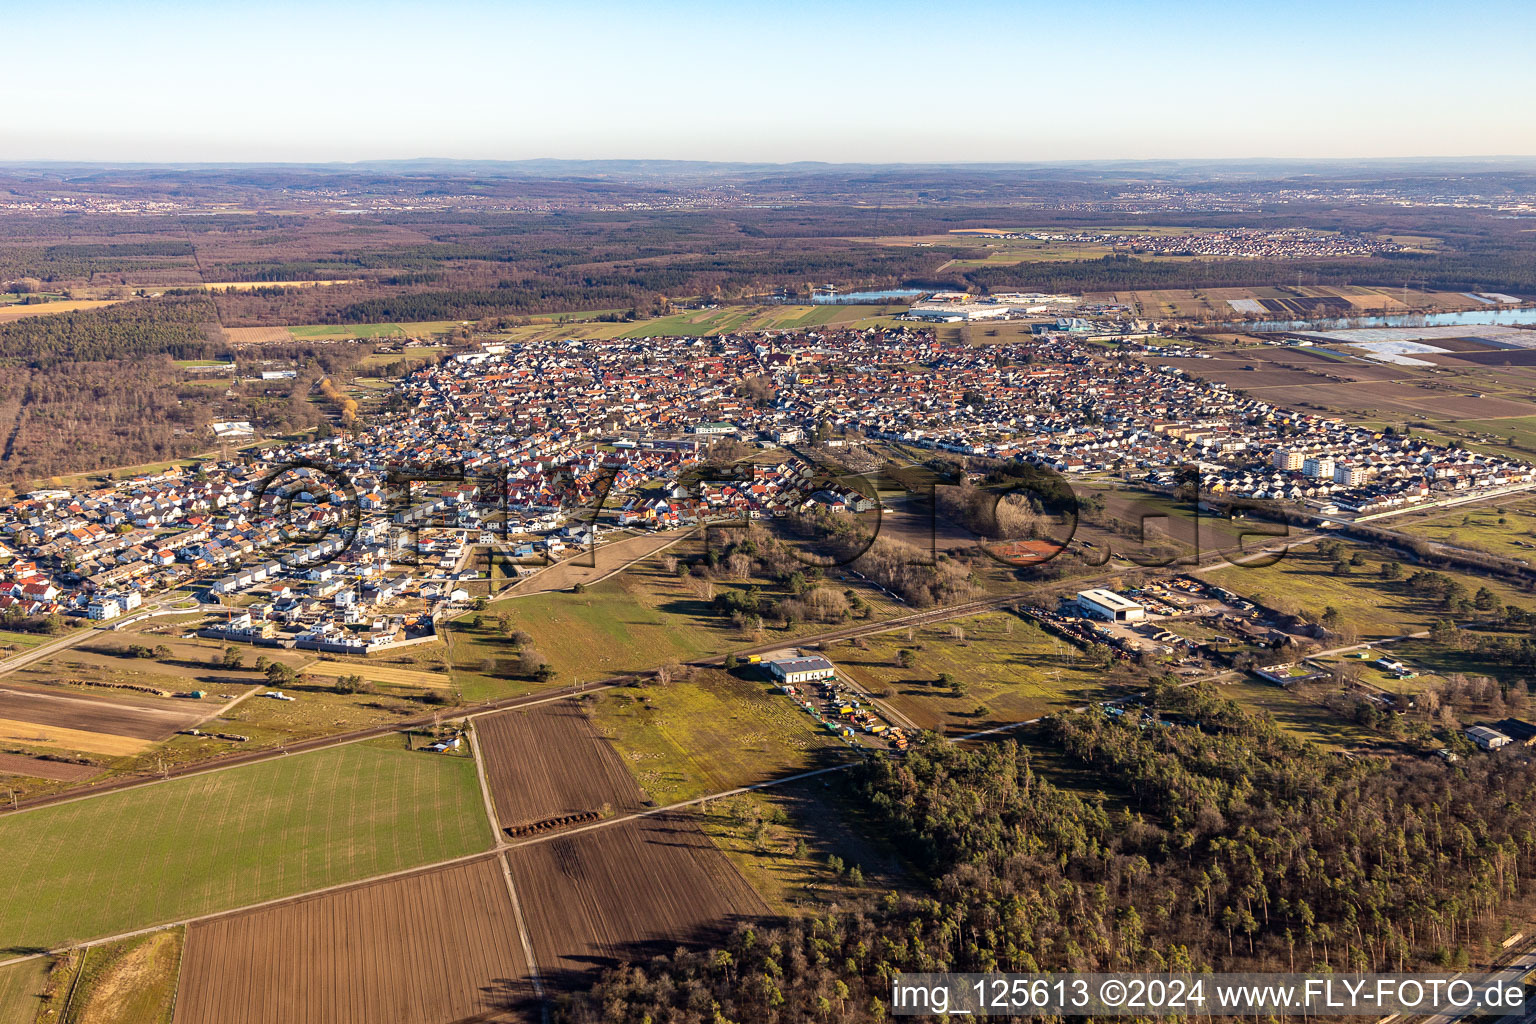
[
  {"xmin": 767, "ymin": 654, "xmax": 837, "ymax": 685},
  {"xmin": 1076, "ymin": 588, "xmax": 1146, "ymax": 622},
  {"xmin": 907, "ymin": 302, "xmax": 1011, "ymax": 323}
]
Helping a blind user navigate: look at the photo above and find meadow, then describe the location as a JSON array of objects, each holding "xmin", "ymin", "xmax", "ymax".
[
  {"xmin": 451, "ymin": 552, "xmax": 905, "ymax": 694},
  {"xmin": 1392, "ymin": 498, "xmax": 1536, "ymax": 563},
  {"xmin": 1205, "ymin": 541, "xmax": 1532, "ymax": 639},
  {"xmin": 834, "ymin": 611, "xmax": 1117, "ymax": 735},
  {"xmin": 588, "ymin": 670, "xmax": 849, "ymax": 806}
]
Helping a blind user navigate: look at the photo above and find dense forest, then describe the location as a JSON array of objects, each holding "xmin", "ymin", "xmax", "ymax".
[
  {"xmin": 563, "ymin": 686, "xmax": 1536, "ymax": 1023},
  {"xmin": 0, "ymin": 295, "xmax": 379, "ymax": 483},
  {"xmin": 0, "ymin": 292, "xmax": 220, "ymax": 365}
]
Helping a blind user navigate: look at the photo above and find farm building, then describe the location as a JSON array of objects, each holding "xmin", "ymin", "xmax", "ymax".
[
  {"xmin": 1466, "ymin": 725, "xmax": 1512, "ymax": 751},
  {"xmin": 767, "ymin": 655, "xmax": 836, "ymax": 686},
  {"xmin": 1492, "ymin": 718, "xmax": 1536, "ymax": 747},
  {"xmin": 1076, "ymin": 588, "xmax": 1146, "ymax": 622}
]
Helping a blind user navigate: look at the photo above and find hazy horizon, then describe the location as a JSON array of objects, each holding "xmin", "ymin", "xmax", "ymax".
[{"xmin": 6, "ymin": 0, "xmax": 1535, "ymax": 165}]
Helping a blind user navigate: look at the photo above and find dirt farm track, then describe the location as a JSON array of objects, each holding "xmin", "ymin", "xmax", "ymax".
[{"xmin": 174, "ymin": 857, "xmax": 536, "ymax": 1024}]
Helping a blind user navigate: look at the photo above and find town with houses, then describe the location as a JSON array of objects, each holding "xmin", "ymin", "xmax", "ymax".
[
  {"xmin": 957, "ymin": 226, "xmax": 1407, "ymax": 260},
  {"xmin": 3, "ymin": 313, "xmax": 1533, "ymax": 655}
]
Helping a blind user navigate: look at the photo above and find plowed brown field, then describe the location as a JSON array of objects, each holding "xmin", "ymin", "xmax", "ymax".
[
  {"xmin": 0, "ymin": 686, "xmax": 199, "ymax": 741},
  {"xmin": 174, "ymin": 857, "xmax": 535, "ymax": 1024},
  {"xmin": 507, "ymin": 813, "xmax": 769, "ymax": 988},
  {"xmin": 477, "ymin": 702, "xmax": 644, "ymax": 830},
  {"xmin": 0, "ymin": 751, "xmax": 96, "ymax": 781}
]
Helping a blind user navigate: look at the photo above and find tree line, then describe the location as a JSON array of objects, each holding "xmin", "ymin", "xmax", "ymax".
[{"xmin": 564, "ymin": 685, "xmax": 1536, "ymax": 1023}]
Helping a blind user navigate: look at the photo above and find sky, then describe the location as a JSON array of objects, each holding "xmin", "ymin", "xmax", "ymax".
[{"xmin": 3, "ymin": 0, "xmax": 1534, "ymax": 164}]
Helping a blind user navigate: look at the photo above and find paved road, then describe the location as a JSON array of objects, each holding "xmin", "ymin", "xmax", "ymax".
[
  {"xmin": 0, "ymin": 595, "xmax": 208, "ymax": 680},
  {"xmin": 1410, "ymin": 946, "xmax": 1536, "ymax": 1024}
]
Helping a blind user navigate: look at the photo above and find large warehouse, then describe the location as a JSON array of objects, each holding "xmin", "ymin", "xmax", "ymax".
[
  {"xmin": 766, "ymin": 655, "xmax": 836, "ymax": 685},
  {"xmin": 1076, "ymin": 589, "xmax": 1146, "ymax": 622},
  {"xmin": 906, "ymin": 302, "xmax": 1011, "ymax": 322}
]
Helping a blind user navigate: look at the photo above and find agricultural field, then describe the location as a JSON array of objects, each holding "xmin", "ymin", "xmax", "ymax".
[
  {"xmin": 616, "ymin": 304, "xmax": 909, "ymax": 337},
  {"xmin": 0, "ymin": 685, "xmax": 205, "ymax": 757},
  {"xmin": 476, "ymin": 701, "xmax": 644, "ymax": 829},
  {"xmin": 1204, "ymin": 541, "xmax": 1533, "ymax": 639},
  {"xmin": 1094, "ymin": 284, "xmax": 1486, "ymax": 320},
  {"xmin": 219, "ymin": 326, "xmax": 298, "ymax": 344},
  {"xmin": 8, "ymin": 631, "xmax": 310, "ymax": 697},
  {"xmin": 222, "ymin": 321, "xmax": 459, "ymax": 344},
  {"xmin": 835, "ymin": 612, "xmax": 1117, "ymax": 735},
  {"xmin": 290, "ymin": 320, "xmax": 459, "ymax": 340},
  {"xmin": 298, "ymin": 659, "xmax": 452, "ymax": 691},
  {"xmin": 129, "ymin": 684, "xmax": 425, "ymax": 765},
  {"xmin": 482, "ymin": 304, "xmax": 908, "ymax": 346},
  {"xmin": 506, "ymin": 813, "xmax": 769, "ymax": 989},
  {"xmin": 0, "ymin": 298, "xmax": 125, "ymax": 322},
  {"xmin": 1445, "ymin": 415, "xmax": 1536, "ymax": 454},
  {"xmin": 0, "ymin": 751, "xmax": 97, "ymax": 782},
  {"xmin": 196, "ymin": 279, "xmax": 359, "ymax": 291},
  {"xmin": 589, "ymin": 670, "xmax": 850, "ymax": 806},
  {"xmin": 1159, "ymin": 340, "xmax": 1536, "ymax": 458},
  {"xmin": 0, "ymin": 956, "xmax": 51, "ymax": 1024},
  {"xmin": 0, "ymin": 739, "xmax": 491, "ymax": 949},
  {"xmin": 175, "ymin": 858, "xmax": 533, "ymax": 1024},
  {"xmin": 0, "ymin": 635, "xmax": 335, "ymax": 777},
  {"xmin": 857, "ymin": 226, "xmax": 1214, "ymax": 268}
]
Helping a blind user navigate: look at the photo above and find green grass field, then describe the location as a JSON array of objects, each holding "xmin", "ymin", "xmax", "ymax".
[
  {"xmin": 1205, "ymin": 542, "xmax": 1531, "ymax": 640},
  {"xmin": 1210, "ymin": 677, "xmax": 1377, "ymax": 750},
  {"xmin": 589, "ymin": 670, "xmax": 850, "ymax": 806},
  {"xmin": 0, "ymin": 956, "xmax": 51, "ymax": 1023},
  {"xmin": 45, "ymin": 929, "xmax": 182, "ymax": 1024},
  {"xmin": 615, "ymin": 304, "xmax": 904, "ymax": 339},
  {"xmin": 355, "ymin": 346, "xmax": 446, "ymax": 370},
  {"xmin": 1392, "ymin": 499, "xmax": 1536, "ymax": 563},
  {"xmin": 461, "ymin": 557, "xmax": 903, "ymax": 692},
  {"xmin": 0, "ymin": 739, "xmax": 491, "ymax": 950},
  {"xmin": 1447, "ymin": 416, "xmax": 1536, "ymax": 454},
  {"xmin": 289, "ymin": 320, "xmax": 458, "ymax": 339},
  {"xmin": 695, "ymin": 776, "xmax": 906, "ymax": 915},
  {"xmin": 835, "ymin": 612, "xmax": 1116, "ymax": 735},
  {"xmin": 0, "ymin": 629, "xmax": 46, "ymax": 653}
]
